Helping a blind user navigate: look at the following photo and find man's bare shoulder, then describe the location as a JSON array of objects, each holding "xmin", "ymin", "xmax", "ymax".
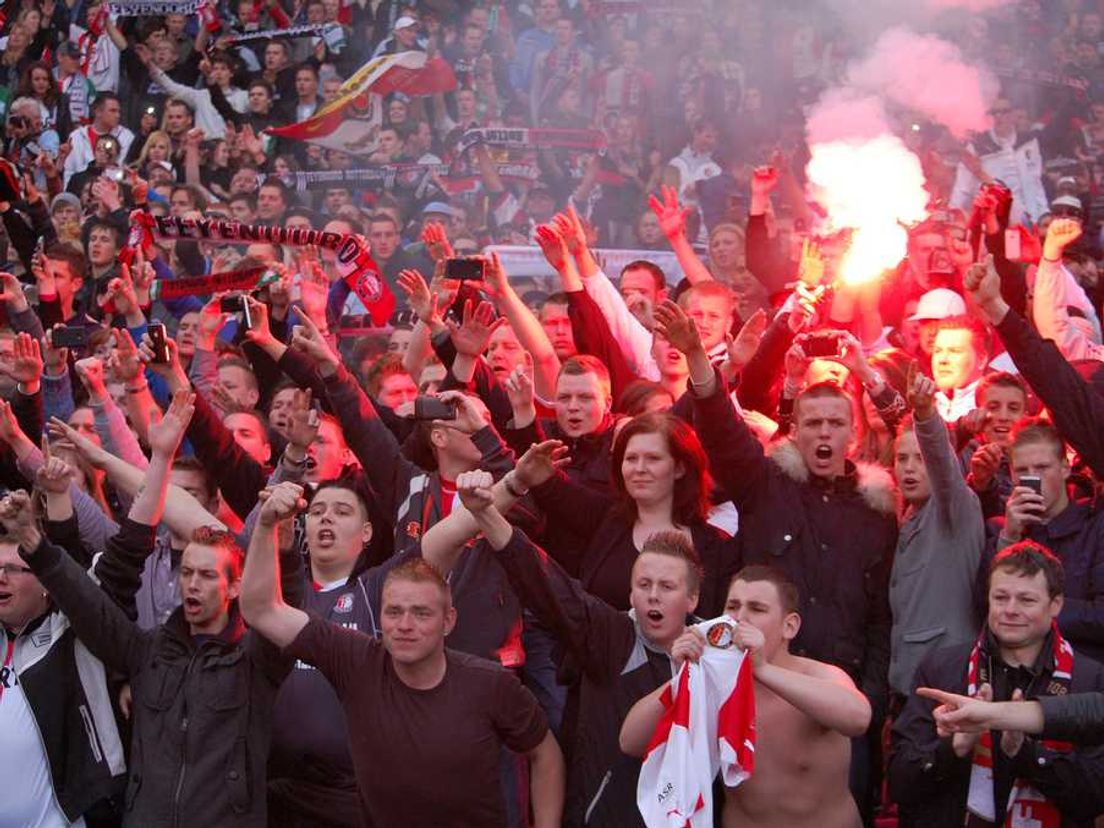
[{"xmin": 785, "ymin": 655, "xmax": 858, "ymax": 688}]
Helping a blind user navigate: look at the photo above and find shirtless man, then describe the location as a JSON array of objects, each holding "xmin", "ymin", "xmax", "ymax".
[{"xmin": 620, "ymin": 566, "xmax": 871, "ymax": 828}]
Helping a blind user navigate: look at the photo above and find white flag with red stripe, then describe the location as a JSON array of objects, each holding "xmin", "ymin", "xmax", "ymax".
[
  {"xmin": 637, "ymin": 617, "xmax": 756, "ymax": 828},
  {"xmin": 266, "ymin": 51, "xmax": 456, "ymax": 154}
]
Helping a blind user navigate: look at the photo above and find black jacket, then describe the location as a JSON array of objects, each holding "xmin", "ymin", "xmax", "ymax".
[
  {"xmin": 24, "ymin": 519, "xmax": 304, "ymax": 827},
  {"xmin": 4, "ymin": 608, "xmax": 125, "ymax": 822},
  {"xmin": 690, "ymin": 372, "xmax": 897, "ymax": 707},
  {"xmin": 493, "ymin": 527, "xmax": 676, "ymax": 828},
  {"xmin": 994, "ymin": 307, "xmax": 1104, "ymax": 479},
  {"xmin": 889, "ymin": 635, "xmax": 1104, "ymax": 827},
  {"xmin": 1039, "ymin": 692, "xmax": 1104, "ymax": 744},
  {"xmin": 529, "ymin": 472, "xmax": 737, "ymax": 617}
]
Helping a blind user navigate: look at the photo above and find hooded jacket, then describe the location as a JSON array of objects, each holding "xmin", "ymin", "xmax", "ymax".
[{"xmin": 691, "ymin": 373, "xmax": 898, "ymax": 706}]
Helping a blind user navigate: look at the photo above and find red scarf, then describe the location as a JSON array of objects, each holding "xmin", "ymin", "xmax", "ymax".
[
  {"xmin": 78, "ymin": 4, "xmax": 107, "ymax": 76},
  {"xmin": 966, "ymin": 621, "xmax": 1073, "ymax": 828}
]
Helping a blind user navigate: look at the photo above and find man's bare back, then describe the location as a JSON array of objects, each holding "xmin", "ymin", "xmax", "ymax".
[{"xmin": 722, "ymin": 655, "xmax": 861, "ymax": 828}]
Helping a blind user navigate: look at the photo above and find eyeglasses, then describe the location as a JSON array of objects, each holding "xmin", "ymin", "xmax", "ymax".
[{"xmin": 0, "ymin": 563, "xmax": 33, "ymax": 577}]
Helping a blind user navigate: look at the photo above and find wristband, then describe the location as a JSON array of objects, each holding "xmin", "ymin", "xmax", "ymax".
[
  {"xmin": 125, "ymin": 382, "xmax": 149, "ymax": 394},
  {"xmin": 1041, "ymin": 255, "xmax": 1061, "ymax": 263},
  {"xmin": 283, "ymin": 451, "xmax": 308, "ymax": 468},
  {"xmin": 503, "ymin": 471, "xmax": 529, "ymax": 498}
]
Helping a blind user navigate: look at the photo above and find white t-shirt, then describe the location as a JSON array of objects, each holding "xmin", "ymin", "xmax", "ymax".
[{"xmin": 0, "ymin": 654, "xmax": 81, "ymax": 828}]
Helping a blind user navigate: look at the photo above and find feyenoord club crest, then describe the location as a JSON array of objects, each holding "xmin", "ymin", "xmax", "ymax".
[
  {"xmin": 405, "ymin": 521, "xmax": 422, "ymax": 540},
  {"xmin": 334, "ymin": 593, "xmax": 355, "ymax": 614},
  {"xmin": 354, "ymin": 268, "xmax": 384, "ymax": 303},
  {"xmin": 705, "ymin": 618, "xmax": 737, "ymax": 649}
]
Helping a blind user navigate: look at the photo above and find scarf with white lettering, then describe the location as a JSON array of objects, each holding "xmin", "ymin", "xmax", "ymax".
[{"xmin": 125, "ymin": 210, "xmax": 395, "ymax": 325}]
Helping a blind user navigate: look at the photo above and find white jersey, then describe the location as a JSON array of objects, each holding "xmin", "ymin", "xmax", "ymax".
[
  {"xmin": 637, "ymin": 616, "xmax": 756, "ymax": 827},
  {"xmin": 0, "ymin": 650, "xmax": 83, "ymax": 828}
]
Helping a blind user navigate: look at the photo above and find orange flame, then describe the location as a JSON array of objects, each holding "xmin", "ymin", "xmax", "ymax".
[{"xmin": 806, "ymin": 134, "xmax": 929, "ymax": 285}]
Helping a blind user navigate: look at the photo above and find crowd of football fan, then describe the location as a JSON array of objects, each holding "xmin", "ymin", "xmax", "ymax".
[{"xmin": 5, "ymin": 0, "xmax": 1104, "ymax": 827}]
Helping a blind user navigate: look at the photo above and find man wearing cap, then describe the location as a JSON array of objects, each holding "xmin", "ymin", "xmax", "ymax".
[
  {"xmin": 54, "ymin": 41, "xmax": 96, "ymax": 127},
  {"xmin": 371, "ymin": 15, "xmax": 425, "ymax": 58},
  {"xmin": 50, "ymin": 193, "xmax": 82, "ymax": 245},
  {"xmin": 902, "ymin": 287, "xmax": 967, "ymax": 368}
]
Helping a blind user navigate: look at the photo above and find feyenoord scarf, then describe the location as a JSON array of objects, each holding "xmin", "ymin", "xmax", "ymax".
[
  {"xmin": 218, "ymin": 22, "xmax": 346, "ymax": 53},
  {"xmin": 126, "ymin": 210, "xmax": 395, "ymax": 325},
  {"xmin": 280, "ymin": 162, "xmax": 541, "ymax": 193},
  {"xmin": 965, "ymin": 621, "xmax": 1074, "ymax": 828},
  {"xmin": 456, "ymin": 127, "xmax": 607, "ymax": 153},
  {"xmin": 107, "ymin": 0, "xmax": 203, "ymax": 14},
  {"xmin": 148, "ymin": 266, "xmax": 278, "ymax": 301}
]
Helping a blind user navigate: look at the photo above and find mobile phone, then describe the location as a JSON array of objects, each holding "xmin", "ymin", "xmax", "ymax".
[
  {"xmin": 51, "ymin": 326, "xmax": 88, "ymax": 349},
  {"xmin": 1019, "ymin": 474, "xmax": 1043, "ymax": 496},
  {"xmin": 1005, "ymin": 227, "xmax": 1022, "ymax": 262},
  {"xmin": 444, "ymin": 257, "xmax": 486, "ymax": 282},
  {"xmin": 148, "ymin": 322, "xmax": 170, "ymax": 364},
  {"xmin": 804, "ymin": 332, "xmax": 842, "ymax": 359},
  {"xmin": 413, "ymin": 396, "xmax": 457, "ymax": 421},
  {"xmin": 220, "ymin": 294, "xmax": 253, "ymax": 328},
  {"xmin": 103, "ymin": 167, "xmax": 124, "ymax": 183}
]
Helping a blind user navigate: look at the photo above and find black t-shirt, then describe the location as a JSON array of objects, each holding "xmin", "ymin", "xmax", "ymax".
[{"xmin": 286, "ymin": 617, "xmax": 548, "ymax": 827}]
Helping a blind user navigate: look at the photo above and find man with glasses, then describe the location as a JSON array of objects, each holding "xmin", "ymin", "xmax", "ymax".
[
  {"xmin": 0, "ymin": 535, "xmax": 126, "ymax": 826},
  {"xmin": 950, "ymin": 97, "xmax": 1059, "ymax": 224}
]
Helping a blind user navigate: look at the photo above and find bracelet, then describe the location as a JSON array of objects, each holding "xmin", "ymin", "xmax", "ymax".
[
  {"xmin": 283, "ymin": 451, "xmax": 308, "ymax": 468},
  {"xmin": 1042, "ymin": 255, "xmax": 1061, "ymax": 263},
  {"xmin": 503, "ymin": 471, "xmax": 529, "ymax": 498},
  {"xmin": 125, "ymin": 382, "xmax": 149, "ymax": 394}
]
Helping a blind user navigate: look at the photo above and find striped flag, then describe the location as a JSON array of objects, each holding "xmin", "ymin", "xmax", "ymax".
[
  {"xmin": 637, "ymin": 617, "xmax": 756, "ymax": 828},
  {"xmin": 265, "ymin": 51, "xmax": 456, "ymax": 155}
]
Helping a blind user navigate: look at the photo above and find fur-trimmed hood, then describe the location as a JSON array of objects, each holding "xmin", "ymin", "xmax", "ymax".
[{"xmin": 767, "ymin": 439, "xmax": 897, "ymax": 516}]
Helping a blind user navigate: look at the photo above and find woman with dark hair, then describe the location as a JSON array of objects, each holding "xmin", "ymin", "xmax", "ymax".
[
  {"xmin": 516, "ymin": 410, "xmax": 736, "ymax": 615},
  {"xmin": 17, "ymin": 60, "xmax": 71, "ymax": 135}
]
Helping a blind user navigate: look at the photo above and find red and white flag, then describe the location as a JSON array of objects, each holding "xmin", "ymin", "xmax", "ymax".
[
  {"xmin": 637, "ymin": 617, "xmax": 756, "ymax": 828},
  {"xmin": 266, "ymin": 52, "xmax": 456, "ymax": 155}
]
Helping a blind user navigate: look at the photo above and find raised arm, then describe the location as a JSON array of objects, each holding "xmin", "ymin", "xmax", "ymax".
[
  {"xmin": 47, "ymin": 414, "xmax": 226, "ymax": 539},
  {"xmin": 655, "ymin": 300, "xmax": 771, "ymax": 506},
  {"xmin": 966, "ymin": 255, "xmax": 1104, "ymax": 478},
  {"xmin": 909, "ymin": 367, "xmax": 976, "ymax": 520},
  {"xmin": 649, "ymin": 185, "xmax": 713, "ymax": 286},
  {"xmin": 1033, "ymin": 219, "xmax": 1104, "ymax": 362},
  {"xmin": 5, "ymin": 490, "xmax": 146, "ymax": 675},
  {"xmin": 485, "ymin": 249, "xmax": 561, "ymax": 401},
  {"xmin": 239, "ymin": 482, "xmax": 311, "ymax": 648}
]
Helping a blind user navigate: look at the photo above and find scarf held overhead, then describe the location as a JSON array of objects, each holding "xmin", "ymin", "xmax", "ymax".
[{"xmin": 127, "ymin": 210, "xmax": 395, "ymax": 325}]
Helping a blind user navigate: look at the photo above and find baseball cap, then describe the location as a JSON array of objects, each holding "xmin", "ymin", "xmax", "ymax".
[
  {"xmin": 1051, "ymin": 193, "xmax": 1084, "ymax": 214},
  {"xmin": 907, "ymin": 287, "xmax": 966, "ymax": 322},
  {"xmin": 51, "ymin": 192, "xmax": 81, "ymax": 214},
  {"xmin": 422, "ymin": 201, "xmax": 461, "ymax": 218},
  {"xmin": 394, "ymin": 15, "xmax": 417, "ymax": 30}
]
